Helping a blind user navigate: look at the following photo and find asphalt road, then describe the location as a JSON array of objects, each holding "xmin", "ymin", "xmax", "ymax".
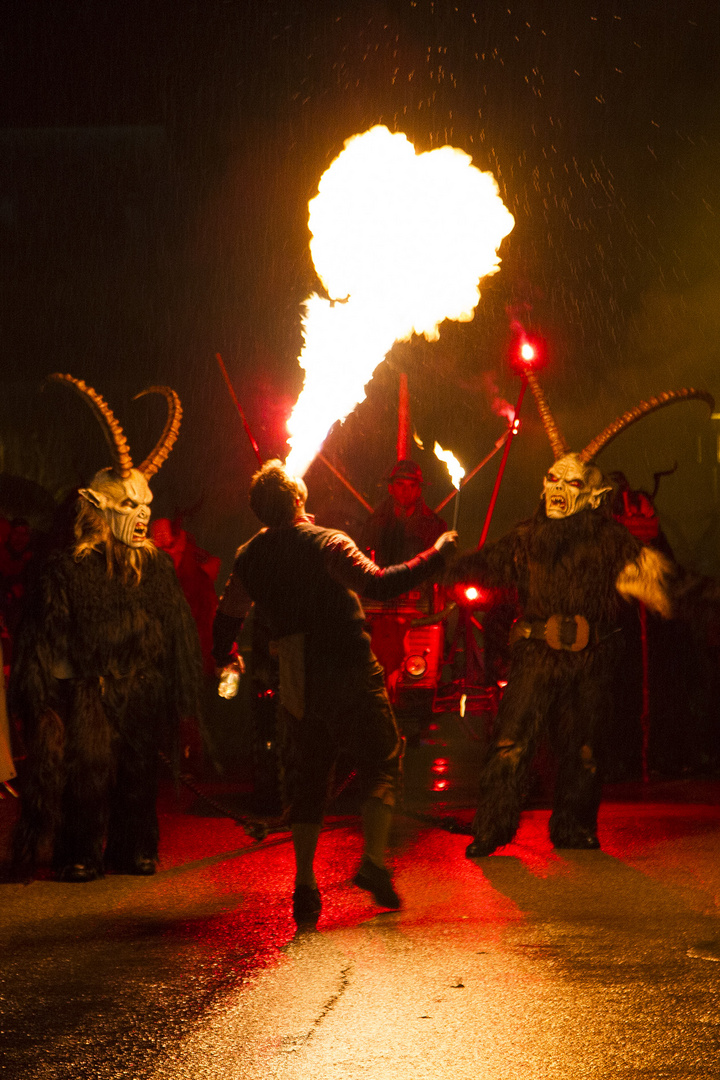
[{"xmin": 2, "ymin": 718, "xmax": 719, "ymax": 1080}]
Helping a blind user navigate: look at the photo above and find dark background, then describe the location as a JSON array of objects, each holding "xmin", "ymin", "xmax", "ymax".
[{"xmin": 2, "ymin": 0, "xmax": 719, "ymax": 577}]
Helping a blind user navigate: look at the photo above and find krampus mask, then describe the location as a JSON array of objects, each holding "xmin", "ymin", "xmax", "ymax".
[
  {"xmin": 49, "ymin": 373, "xmax": 182, "ymax": 547},
  {"xmin": 525, "ymin": 371, "xmax": 713, "ymax": 519}
]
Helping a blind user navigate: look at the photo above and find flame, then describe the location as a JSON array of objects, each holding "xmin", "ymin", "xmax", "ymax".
[
  {"xmin": 434, "ymin": 441, "xmax": 465, "ymax": 489},
  {"xmin": 284, "ymin": 125, "xmax": 515, "ymax": 476}
]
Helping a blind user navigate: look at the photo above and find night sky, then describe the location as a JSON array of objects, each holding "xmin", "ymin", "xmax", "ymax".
[{"xmin": 2, "ymin": 1, "xmax": 719, "ymax": 575}]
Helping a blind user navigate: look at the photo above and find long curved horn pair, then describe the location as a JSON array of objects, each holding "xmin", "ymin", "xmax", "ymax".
[
  {"xmin": 578, "ymin": 387, "xmax": 714, "ymax": 463},
  {"xmin": 48, "ymin": 373, "xmax": 182, "ymax": 479},
  {"xmin": 525, "ymin": 370, "xmax": 714, "ymax": 463}
]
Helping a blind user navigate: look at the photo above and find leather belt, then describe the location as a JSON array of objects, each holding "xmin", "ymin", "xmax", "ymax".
[{"xmin": 509, "ymin": 614, "xmax": 619, "ymax": 652}]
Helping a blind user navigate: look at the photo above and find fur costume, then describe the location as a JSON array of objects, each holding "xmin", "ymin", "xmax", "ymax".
[
  {"xmin": 455, "ymin": 504, "xmax": 642, "ymax": 850},
  {"xmin": 456, "ymin": 372, "xmax": 713, "ymax": 855},
  {"xmin": 12, "ymin": 376, "xmax": 202, "ymax": 879}
]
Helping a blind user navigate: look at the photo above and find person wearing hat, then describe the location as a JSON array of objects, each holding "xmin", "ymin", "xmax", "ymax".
[{"xmin": 362, "ymin": 459, "xmax": 448, "ymax": 568}]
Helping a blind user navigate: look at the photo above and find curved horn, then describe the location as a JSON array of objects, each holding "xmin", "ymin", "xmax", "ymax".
[
  {"xmin": 579, "ymin": 387, "xmax": 715, "ymax": 464},
  {"xmin": 48, "ymin": 373, "xmax": 133, "ymax": 479},
  {"xmin": 525, "ymin": 371, "xmax": 570, "ymax": 460},
  {"xmin": 133, "ymin": 386, "xmax": 183, "ymax": 478}
]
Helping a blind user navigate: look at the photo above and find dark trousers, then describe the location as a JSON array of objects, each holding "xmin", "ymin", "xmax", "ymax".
[{"xmin": 279, "ymin": 658, "xmax": 402, "ymax": 825}]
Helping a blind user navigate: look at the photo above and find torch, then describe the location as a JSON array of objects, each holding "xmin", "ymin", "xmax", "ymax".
[{"xmin": 434, "ymin": 442, "xmax": 465, "ymax": 530}]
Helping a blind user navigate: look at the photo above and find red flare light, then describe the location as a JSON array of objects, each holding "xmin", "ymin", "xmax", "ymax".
[
  {"xmin": 509, "ymin": 327, "xmax": 546, "ymax": 375},
  {"xmin": 451, "ymin": 582, "xmax": 495, "ymax": 608}
]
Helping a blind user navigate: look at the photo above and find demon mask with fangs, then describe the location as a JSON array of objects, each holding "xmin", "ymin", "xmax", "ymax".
[
  {"xmin": 523, "ymin": 369, "xmax": 713, "ymax": 520},
  {"xmin": 49, "ymin": 374, "xmax": 182, "ymax": 547}
]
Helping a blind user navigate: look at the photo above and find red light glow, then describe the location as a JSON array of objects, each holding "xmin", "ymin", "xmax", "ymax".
[
  {"xmin": 431, "ymin": 759, "xmax": 449, "ymax": 773},
  {"xmin": 515, "ymin": 335, "xmax": 544, "ymax": 370},
  {"xmin": 432, "ymin": 779, "xmax": 448, "ymax": 791},
  {"xmin": 452, "ymin": 581, "xmax": 493, "ymax": 608},
  {"xmin": 508, "ymin": 324, "xmax": 547, "ymax": 375}
]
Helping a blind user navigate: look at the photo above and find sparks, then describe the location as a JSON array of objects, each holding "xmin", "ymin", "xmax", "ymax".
[{"xmin": 284, "ymin": 125, "xmax": 515, "ymax": 476}]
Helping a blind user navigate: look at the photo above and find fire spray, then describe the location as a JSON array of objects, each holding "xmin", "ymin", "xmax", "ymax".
[{"xmin": 284, "ymin": 125, "xmax": 514, "ymax": 477}]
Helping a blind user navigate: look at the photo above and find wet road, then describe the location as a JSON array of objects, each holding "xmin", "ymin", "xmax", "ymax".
[{"xmin": 2, "ymin": 718, "xmax": 719, "ymax": 1079}]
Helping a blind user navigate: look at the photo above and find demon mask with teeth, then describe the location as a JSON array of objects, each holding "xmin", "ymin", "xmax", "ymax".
[
  {"xmin": 524, "ymin": 369, "xmax": 713, "ymax": 521},
  {"xmin": 80, "ymin": 468, "xmax": 154, "ymax": 547},
  {"xmin": 49, "ymin": 373, "xmax": 182, "ymax": 548},
  {"xmin": 542, "ymin": 453, "xmax": 611, "ymax": 519}
]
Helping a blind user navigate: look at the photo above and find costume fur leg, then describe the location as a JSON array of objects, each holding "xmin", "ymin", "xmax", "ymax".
[
  {"xmin": 53, "ymin": 680, "xmax": 114, "ymax": 871},
  {"xmin": 12, "ymin": 705, "xmax": 65, "ymax": 872},
  {"xmin": 472, "ymin": 642, "xmax": 616, "ymax": 853},
  {"xmin": 104, "ymin": 678, "xmax": 162, "ymax": 869},
  {"xmin": 471, "ymin": 646, "xmax": 550, "ymax": 852},
  {"xmin": 548, "ymin": 644, "xmax": 614, "ymax": 847}
]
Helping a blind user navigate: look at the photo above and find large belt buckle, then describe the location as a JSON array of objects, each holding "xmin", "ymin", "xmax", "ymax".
[{"xmin": 544, "ymin": 614, "xmax": 590, "ymax": 651}]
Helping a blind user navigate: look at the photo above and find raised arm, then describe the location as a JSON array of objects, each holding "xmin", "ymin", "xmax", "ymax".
[
  {"xmin": 322, "ymin": 530, "xmax": 457, "ymax": 600},
  {"xmin": 446, "ymin": 529, "xmax": 522, "ymax": 592}
]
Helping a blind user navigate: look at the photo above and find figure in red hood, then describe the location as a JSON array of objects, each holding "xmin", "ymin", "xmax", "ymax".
[{"xmin": 150, "ymin": 518, "xmax": 220, "ymax": 677}]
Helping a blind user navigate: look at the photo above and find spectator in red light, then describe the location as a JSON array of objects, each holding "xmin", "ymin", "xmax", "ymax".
[
  {"xmin": 362, "ymin": 460, "xmax": 447, "ymax": 567},
  {"xmin": 150, "ymin": 518, "xmax": 220, "ymax": 677},
  {"xmin": 608, "ymin": 470, "xmax": 709, "ymax": 780}
]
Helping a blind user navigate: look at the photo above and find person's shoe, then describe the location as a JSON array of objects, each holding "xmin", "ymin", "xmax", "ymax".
[
  {"xmin": 552, "ymin": 828, "xmax": 600, "ymax": 851},
  {"xmin": 465, "ymin": 837, "xmax": 499, "ymax": 858},
  {"xmin": 58, "ymin": 862, "xmax": 102, "ymax": 883},
  {"xmin": 127, "ymin": 856, "xmax": 157, "ymax": 876},
  {"xmin": 353, "ymin": 857, "xmax": 401, "ymax": 909},
  {"xmin": 292, "ymin": 884, "xmax": 322, "ymax": 925}
]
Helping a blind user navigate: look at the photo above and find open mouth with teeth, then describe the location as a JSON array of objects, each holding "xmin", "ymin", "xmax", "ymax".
[
  {"xmin": 133, "ymin": 522, "xmax": 148, "ymax": 541},
  {"xmin": 548, "ymin": 495, "xmax": 567, "ymax": 512}
]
